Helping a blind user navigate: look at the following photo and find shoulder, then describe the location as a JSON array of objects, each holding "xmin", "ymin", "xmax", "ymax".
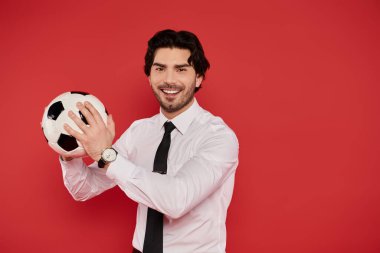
[
  {"xmin": 196, "ymin": 108, "xmax": 238, "ymax": 143},
  {"xmin": 193, "ymin": 108, "xmax": 239, "ymax": 158}
]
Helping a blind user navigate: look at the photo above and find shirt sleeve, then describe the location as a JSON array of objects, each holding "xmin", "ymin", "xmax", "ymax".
[
  {"xmin": 106, "ymin": 130, "xmax": 239, "ymax": 219},
  {"xmin": 60, "ymin": 120, "xmax": 139, "ymax": 201},
  {"xmin": 60, "ymin": 157, "xmax": 116, "ymax": 201}
]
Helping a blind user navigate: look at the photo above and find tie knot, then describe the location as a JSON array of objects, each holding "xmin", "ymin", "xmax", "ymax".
[{"xmin": 164, "ymin": 121, "xmax": 176, "ymax": 134}]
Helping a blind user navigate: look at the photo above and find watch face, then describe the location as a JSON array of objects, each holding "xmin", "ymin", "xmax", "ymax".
[{"xmin": 102, "ymin": 148, "xmax": 117, "ymax": 162}]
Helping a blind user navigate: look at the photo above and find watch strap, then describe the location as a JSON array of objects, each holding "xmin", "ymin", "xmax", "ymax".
[
  {"xmin": 98, "ymin": 158, "xmax": 107, "ymax": 168},
  {"xmin": 98, "ymin": 147, "xmax": 118, "ymax": 168}
]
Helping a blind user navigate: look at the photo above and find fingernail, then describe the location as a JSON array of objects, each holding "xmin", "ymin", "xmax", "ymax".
[{"xmin": 76, "ymin": 102, "xmax": 82, "ymax": 107}]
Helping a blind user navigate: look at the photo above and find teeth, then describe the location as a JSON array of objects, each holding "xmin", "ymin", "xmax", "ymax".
[{"xmin": 163, "ymin": 90, "xmax": 179, "ymax": 94}]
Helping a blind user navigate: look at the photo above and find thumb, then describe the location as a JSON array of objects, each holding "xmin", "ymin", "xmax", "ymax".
[{"xmin": 107, "ymin": 114, "xmax": 116, "ymax": 136}]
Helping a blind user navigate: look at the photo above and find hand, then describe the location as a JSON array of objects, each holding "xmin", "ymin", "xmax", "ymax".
[{"xmin": 64, "ymin": 101, "xmax": 115, "ymax": 162}]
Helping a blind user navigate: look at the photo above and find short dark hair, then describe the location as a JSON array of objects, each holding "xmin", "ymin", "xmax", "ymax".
[{"xmin": 144, "ymin": 29, "xmax": 210, "ymax": 92}]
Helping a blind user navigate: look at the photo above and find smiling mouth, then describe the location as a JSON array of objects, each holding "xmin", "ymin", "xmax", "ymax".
[{"xmin": 161, "ymin": 89, "xmax": 180, "ymax": 95}]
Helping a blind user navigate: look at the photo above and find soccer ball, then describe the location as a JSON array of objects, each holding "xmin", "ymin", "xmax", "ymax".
[{"xmin": 41, "ymin": 91, "xmax": 108, "ymax": 157}]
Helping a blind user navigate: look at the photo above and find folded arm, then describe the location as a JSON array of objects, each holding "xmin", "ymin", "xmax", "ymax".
[
  {"xmin": 61, "ymin": 157, "xmax": 116, "ymax": 201},
  {"xmin": 107, "ymin": 131, "xmax": 239, "ymax": 219}
]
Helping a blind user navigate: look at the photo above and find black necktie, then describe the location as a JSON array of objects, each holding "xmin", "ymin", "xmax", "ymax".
[{"xmin": 143, "ymin": 121, "xmax": 176, "ymax": 253}]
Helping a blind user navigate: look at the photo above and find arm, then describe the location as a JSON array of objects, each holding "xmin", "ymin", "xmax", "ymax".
[
  {"xmin": 60, "ymin": 157, "xmax": 116, "ymax": 201},
  {"xmin": 60, "ymin": 101, "xmax": 117, "ymax": 201},
  {"xmin": 107, "ymin": 131, "xmax": 239, "ymax": 219}
]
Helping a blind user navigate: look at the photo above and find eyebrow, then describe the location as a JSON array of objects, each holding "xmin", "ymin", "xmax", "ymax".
[
  {"xmin": 152, "ymin": 63, "xmax": 166, "ymax": 68},
  {"xmin": 152, "ymin": 63, "xmax": 192, "ymax": 68},
  {"xmin": 175, "ymin": 64, "xmax": 191, "ymax": 68}
]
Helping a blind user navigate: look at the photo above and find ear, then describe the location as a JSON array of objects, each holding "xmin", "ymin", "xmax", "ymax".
[
  {"xmin": 148, "ymin": 75, "xmax": 152, "ymax": 87},
  {"xmin": 195, "ymin": 75, "xmax": 203, "ymax": 88}
]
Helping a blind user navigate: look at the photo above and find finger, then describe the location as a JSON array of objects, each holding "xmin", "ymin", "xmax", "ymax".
[
  {"xmin": 76, "ymin": 102, "xmax": 96, "ymax": 126},
  {"xmin": 68, "ymin": 110, "xmax": 89, "ymax": 134},
  {"xmin": 64, "ymin": 122, "xmax": 84, "ymax": 142},
  {"xmin": 84, "ymin": 101, "xmax": 105, "ymax": 126},
  {"xmin": 107, "ymin": 114, "xmax": 116, "ymax": 137}
]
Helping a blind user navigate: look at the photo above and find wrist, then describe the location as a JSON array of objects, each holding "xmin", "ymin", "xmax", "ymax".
[
  {"xmin": 98, "ymin": 147, "xmax": 118, "ymax": 168},
  {"xmin": 60, "ymin": 155, "xmax": 74, "ymax": 161}
]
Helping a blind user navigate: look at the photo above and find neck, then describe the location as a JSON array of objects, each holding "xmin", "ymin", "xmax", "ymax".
[{"xmin": 162, "ymin": 98, "xmax": 195, "ymax": 119}]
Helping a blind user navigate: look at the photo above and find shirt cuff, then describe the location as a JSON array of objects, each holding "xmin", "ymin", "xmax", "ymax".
[{"xmin": 106, "ymin": 155, "xmax": 138, "ymax": 181}]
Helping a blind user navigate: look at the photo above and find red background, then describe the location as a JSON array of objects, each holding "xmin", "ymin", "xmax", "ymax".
[{"xmin": 0, "ymin": 0, "xmax": 379, "ymax": 252}]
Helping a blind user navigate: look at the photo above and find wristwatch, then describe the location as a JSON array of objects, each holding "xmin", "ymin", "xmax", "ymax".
[{"xmin": 98, "ymin": 147, "xmax": 118, "ymax": 168}]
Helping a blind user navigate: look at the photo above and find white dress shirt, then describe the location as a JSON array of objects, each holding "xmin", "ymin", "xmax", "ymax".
[{"xmin": 60, "ymin": 99, "xmax": 239, "ymax": 253}]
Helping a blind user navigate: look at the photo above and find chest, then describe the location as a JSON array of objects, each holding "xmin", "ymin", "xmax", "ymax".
[{"xmin": 128, "ymin": 130, "xmax": 201, "ymax": 175}]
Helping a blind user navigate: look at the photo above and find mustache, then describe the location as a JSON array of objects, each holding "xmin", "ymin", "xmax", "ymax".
[{"xmin": 157, "ymin": 83, "xmax": 182, "ymax": 90}]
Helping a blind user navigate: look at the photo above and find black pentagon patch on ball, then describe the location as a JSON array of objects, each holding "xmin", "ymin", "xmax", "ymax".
[
  {"xmin": 47, "ymin": 101, "xmax": 65, "ymax": 120},
  {"xmin": 79, "ymin": 111, "xmax": 89, "ymax": 125},
  {"xmin": 71, "ymin": 91, "xmax": 89, "ymax": 96},
  {"xmin": 57, "ymin": 133, "xmax": 78, "ymax": 151}
]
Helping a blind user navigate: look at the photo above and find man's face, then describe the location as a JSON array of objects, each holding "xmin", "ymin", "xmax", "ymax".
[{"xmin": 149, "ymin": 47, "xmax": 203, "ymax": 118}]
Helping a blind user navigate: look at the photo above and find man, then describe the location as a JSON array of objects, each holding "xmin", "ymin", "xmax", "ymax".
[{"xmin": 60, "ymin": 29, "xmax": 239, "ymax": 253}]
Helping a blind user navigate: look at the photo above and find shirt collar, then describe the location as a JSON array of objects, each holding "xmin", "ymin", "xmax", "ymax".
[{"xmin": 159, "ymin": 98, "xmax": 201, "ymax": 135}]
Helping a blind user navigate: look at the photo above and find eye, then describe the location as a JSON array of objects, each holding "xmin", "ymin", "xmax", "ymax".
[
  {"xmin": 155, "ymin": 67, "xmax": 164, "ymax": 72},
  {"xmin": 177, "ymin": 68, "xmax": 187, "ymax": 72}
]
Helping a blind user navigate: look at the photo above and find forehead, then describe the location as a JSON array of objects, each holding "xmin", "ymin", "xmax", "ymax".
[{"xmin": 153, "ymin": 48, "xmax": 191, "ymax": 64}]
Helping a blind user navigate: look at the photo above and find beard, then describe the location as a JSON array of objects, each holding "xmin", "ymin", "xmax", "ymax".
[{"xmin": 152, "ymin": 83, "xmax": 196, "ymax": 114}]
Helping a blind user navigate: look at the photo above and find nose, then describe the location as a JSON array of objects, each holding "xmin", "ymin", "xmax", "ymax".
[{"xmin": 164, "ymin": 69, "xmax": 176, "ymax": 85}]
